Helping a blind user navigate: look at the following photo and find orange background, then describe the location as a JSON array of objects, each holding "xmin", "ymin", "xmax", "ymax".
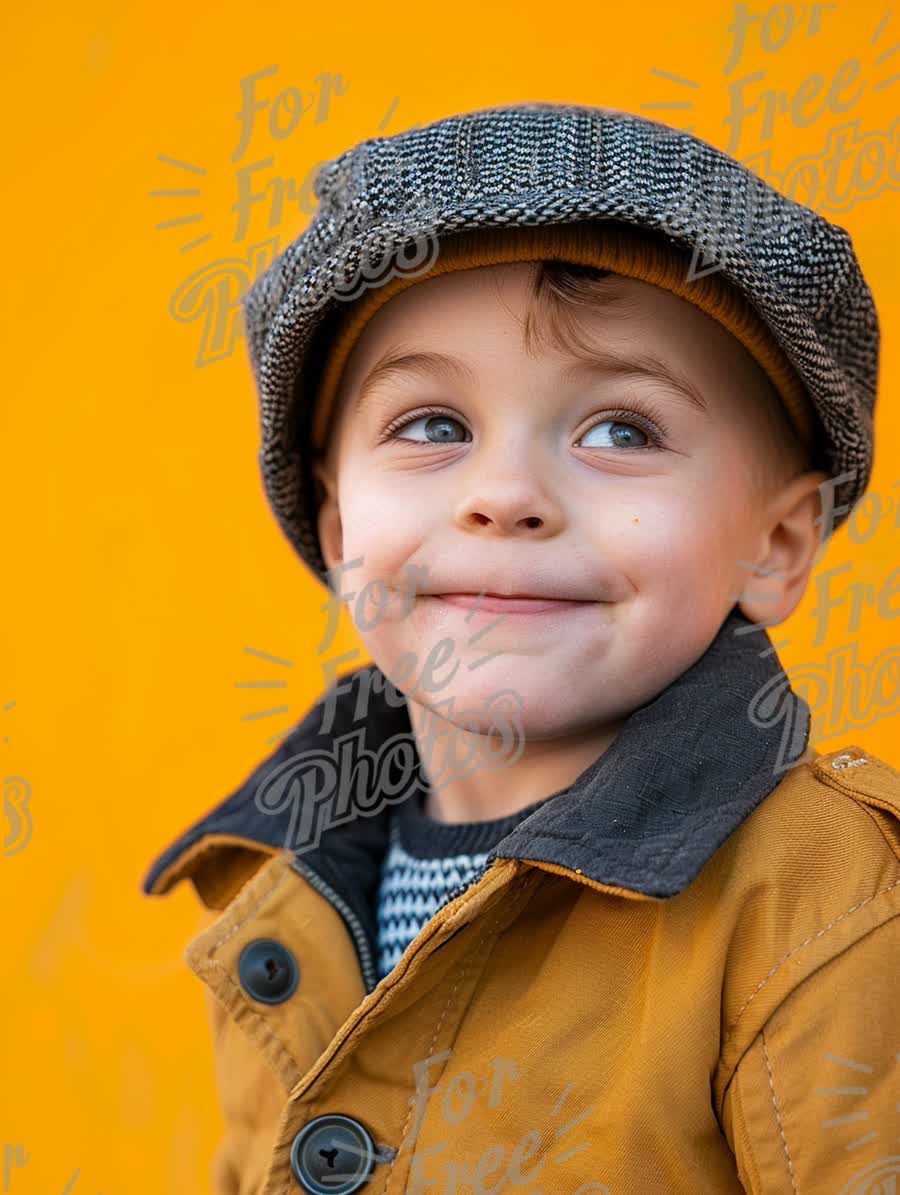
[{"xmin": 2, "ymin": 2, "xmax": 898, "ymax": 1191}]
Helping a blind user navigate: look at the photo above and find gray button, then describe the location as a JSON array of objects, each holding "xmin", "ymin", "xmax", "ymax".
[
  {"xmin": 238, "ymin": 938, "xmax": 299, "ymax": 1004},
  {"xmin": 290, "ymin": 1114, "xmax": 381, "ymax": 1193}
]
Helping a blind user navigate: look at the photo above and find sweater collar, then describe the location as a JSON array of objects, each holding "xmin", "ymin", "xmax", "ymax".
[{"xmin": 144, "ymin": 604, "xmax": 809, "ymax": 913}]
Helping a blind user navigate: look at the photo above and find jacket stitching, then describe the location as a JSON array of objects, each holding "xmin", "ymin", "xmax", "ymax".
[
  {"xmin": 852, "ymin": 800, "xmax": 900, "ymax": 865},
  {"xmin": 815, "ymin": 767, "xmax": 900, "ymax": 854},
  {"xmin": 505, "ymin": 827, "xmax": 681, "ymax": 876},
  {"xmin": 207, "ymin": 859, "xmax": 291, "ymax": 951},
  {"xmin": 208, "ymin": 960, "xmax": 300, "ymax": 1091},
  {"xmin": 761, "ymin": 1028, "xmax": 798, "ymax": 1192},
  {"xmin": 195, "ymin": 861, "xmax": 301, "ymax": 1088},
  {"xmin": 815, "ymin": 754, "xmax": 900, "ymax": 798},
  {"xmin": 384, "ymin": 904, "xmax": 508, "ymax": 1190},
  {"xmin": 730, "ymin": 876, "xmax": 900, "ymax": 1028}
]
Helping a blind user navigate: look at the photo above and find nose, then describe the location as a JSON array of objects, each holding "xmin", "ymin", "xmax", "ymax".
[{"xmin": 453, "ymin": 480, "xmax": 564, "ymax": 539}]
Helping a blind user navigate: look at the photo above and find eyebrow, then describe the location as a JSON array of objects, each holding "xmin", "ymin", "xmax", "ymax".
[
  {"xmin": 354, "ymin": 344, "xmax": 709, "ymax": 416},
  {"xmin": 354, "ymin": 350, "xmax": 479, "ymax": 414}
]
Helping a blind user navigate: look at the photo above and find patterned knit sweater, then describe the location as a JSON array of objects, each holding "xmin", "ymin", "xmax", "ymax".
[{"xmin": 375, "ymin": 786, "xmax": 553, "ymax": 981}]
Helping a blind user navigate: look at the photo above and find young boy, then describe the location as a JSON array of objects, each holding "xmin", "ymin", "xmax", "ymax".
[{"xmin": 143, "ymin": 103, "xmax": 900, "ymax": 1195}]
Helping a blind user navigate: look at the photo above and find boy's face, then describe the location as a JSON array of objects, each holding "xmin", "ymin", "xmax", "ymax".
[{"xmin": 313, "ymin": 263, "xmax": 827, "ymax": 740}]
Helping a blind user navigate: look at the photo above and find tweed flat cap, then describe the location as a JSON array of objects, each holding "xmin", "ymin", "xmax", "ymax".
[{"xmin": 241, "ymin": 101, "xmax": 879, "ymax": 591}]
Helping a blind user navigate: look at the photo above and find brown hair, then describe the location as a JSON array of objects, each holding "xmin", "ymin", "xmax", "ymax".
[{"xmin": 519, "ymin": 260, "xmax": 813, "ymax": 491}]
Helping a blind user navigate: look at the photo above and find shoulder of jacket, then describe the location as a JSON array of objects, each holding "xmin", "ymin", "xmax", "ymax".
[
  {"xmin": 801, "ymin": 742, "xmax": 900, "ymax": 863},
  {"xmin": 715, "ymin": 743, "xmax": 900, "ymax": 1066},
  {"xmin": 738, "ymin": 742, "xmax": 900, "ymax": 870}
]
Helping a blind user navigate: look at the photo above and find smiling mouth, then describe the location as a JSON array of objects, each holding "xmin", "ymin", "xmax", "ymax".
[{"xmin": 431, "ymin": 594, "xmax": 596, "ymax": 615}]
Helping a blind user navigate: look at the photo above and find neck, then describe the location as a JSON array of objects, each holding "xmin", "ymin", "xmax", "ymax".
[{"xmin": 405, "ymin": 698, "xmax": 625, "ymax": 823}]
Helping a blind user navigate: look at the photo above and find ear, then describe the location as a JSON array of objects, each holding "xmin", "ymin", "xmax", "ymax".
[
  {"xmin": 311, "ymin": 457, "xmax": 343, "ymax": 572},
  {"xmin": 736, "ymin": 469, "xmax": 833, "ymax": 627}
]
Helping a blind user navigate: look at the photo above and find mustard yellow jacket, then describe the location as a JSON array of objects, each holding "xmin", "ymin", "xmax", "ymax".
[{"xmin": 144, "ymin": 612, "xmax": 900, "ymax": 1195}]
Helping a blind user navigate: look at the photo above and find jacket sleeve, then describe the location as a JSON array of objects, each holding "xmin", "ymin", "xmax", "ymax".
[{"xmin": 720, "ymin": 913, "xmax": 900, "ymax": 1194}]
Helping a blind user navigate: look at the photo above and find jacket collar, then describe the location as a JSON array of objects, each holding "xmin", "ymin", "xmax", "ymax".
[{"xmin": 144, "ymin": 605, "xmax": 809, "ymax": 934}]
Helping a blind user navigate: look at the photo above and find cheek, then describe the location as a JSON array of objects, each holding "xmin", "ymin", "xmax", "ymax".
[
  {"xmin": 608, "ymin": 481, "xmax": 753, "ymax": 596},
  {"xmin": 333, "ymin": 481, "xmax": 434, "ymax": 655},
  {"xmin": 599, "ymin": 491, "xmax": 708, "ymax": 569},
  {"xmin": 337, "ymin": 479, "xmax": 418, "ymax": 565}
]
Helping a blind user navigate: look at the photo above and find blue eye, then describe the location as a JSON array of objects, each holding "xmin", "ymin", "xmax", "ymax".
[
  {"xmin": 578, "ymin": 418, "xmax": 651, "ymax": 449},
  {"xmin": 389, "ymin": 412, "xmax": 471, "ymax": 444},
  {"xmin": 382, "ymin": 406, "xmax": 661, "ymax": 448}
]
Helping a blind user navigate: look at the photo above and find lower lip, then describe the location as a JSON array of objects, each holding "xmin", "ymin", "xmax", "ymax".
[{"xmin": 432, "ymin": 594, "xmax": 595, "ymax": 615}]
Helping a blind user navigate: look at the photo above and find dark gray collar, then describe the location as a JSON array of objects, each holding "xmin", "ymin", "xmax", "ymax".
[{"xmin": 143, "ymin": 605, "xmax": 809, "ymax": 934}]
